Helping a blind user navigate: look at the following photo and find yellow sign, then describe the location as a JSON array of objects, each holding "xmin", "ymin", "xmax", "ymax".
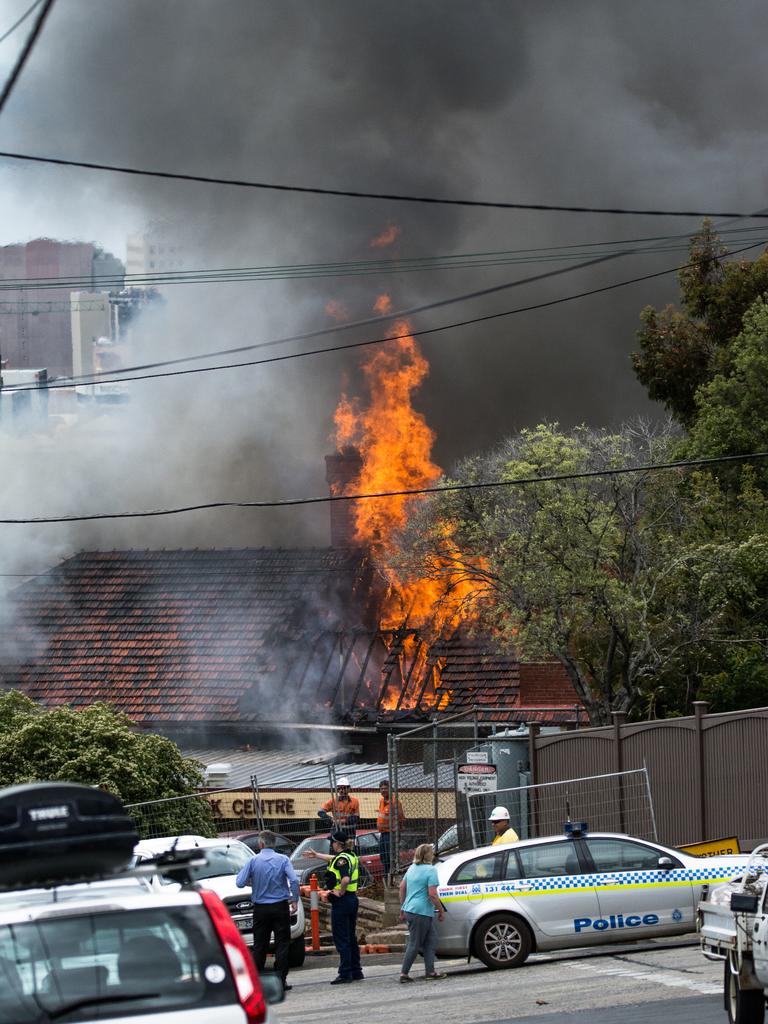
[
  {"xmin": 206, "ymin": 789, "xmax": 456, "ymax": 821},
  {"xmin": 680, "ymin": 836, "xmax": 741, "ymax": 857}
]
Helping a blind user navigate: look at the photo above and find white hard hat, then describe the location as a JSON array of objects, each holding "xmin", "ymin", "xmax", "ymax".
[
  {"xmin": 488, "ymin": 806, "xmax": 510, "ymax": 822},
  {"xmin": 337, "ymin": 777, "xmax": 350, "ymax": 787}
]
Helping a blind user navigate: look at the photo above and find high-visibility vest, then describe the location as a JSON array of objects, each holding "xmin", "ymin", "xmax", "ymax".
[
  {"xmin": 327, "ymin": 851, "xmax": 359, "ymax": 893},
  {"xmin": 491, "ymin": 827, "xmax": 519, "ymax": 846},
  {"xmin": 377, "ymin": 797, "xmax": 403, "ymax": 832}
]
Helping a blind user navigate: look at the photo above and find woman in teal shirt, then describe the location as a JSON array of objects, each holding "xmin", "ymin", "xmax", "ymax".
[{"xmin": 398, "ymin": 843, "xmax": 447, "ymax": 982}]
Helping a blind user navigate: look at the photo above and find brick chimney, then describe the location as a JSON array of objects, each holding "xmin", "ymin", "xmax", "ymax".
[{"xmin": 325, "ymin": 447, "xmax": 363, "ymax": 547}]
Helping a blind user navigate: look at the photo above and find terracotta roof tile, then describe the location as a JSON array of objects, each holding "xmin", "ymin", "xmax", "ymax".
[{"xmin": 2, "ymin": 548, "xmax": 584, "ymax": 728}]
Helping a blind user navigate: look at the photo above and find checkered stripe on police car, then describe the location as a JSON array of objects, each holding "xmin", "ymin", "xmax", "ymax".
[{"xmin": 439, "ymin": 864, "xmax": 739, "ymax": 901}]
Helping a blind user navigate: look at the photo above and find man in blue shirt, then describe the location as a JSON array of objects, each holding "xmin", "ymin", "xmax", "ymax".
[{"xmin": 236, "ymin": 829, "xmax": 300, "ymax": 990}]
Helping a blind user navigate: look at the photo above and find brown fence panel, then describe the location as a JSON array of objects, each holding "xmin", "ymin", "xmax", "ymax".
[
  {"xmin": 531, "ymin": 704, "xmax": 768, "ymax": 849},
  {"xmin": 703, "ymin": 715, "xmax": 768, "ymax": 850},
  {"xmin": 618, "ymin": 722, "xmax": 698, "ymax": 846},
  {"xmin": 535, "ymin": 730, "xmax": 615, "ymax": 782}
]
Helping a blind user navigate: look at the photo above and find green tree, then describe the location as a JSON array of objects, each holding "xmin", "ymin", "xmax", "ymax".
[
  {"xmin": 0, "ymin": 693, "xmax": 216, "ymax": 837},
  {"xmin": 683, "ymin": 297, "xmax": 768, "ymax": 471},
  {"xmin": 632, "ymin": 223, "xmax": 768, "ymax": 426},
  {"xmin": 396, "ymin": 422, "xmax": 767, "ymax": 724}
]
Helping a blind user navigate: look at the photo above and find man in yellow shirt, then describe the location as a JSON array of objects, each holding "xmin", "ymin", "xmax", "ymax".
[{"xmin": 489, "ymin": 806, "xmax": 519, "ymax": 845}]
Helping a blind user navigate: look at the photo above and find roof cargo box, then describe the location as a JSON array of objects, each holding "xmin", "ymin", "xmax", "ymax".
[{"xmin": 0, "ymin": 782, "xmax": 138, "ymax": 890}]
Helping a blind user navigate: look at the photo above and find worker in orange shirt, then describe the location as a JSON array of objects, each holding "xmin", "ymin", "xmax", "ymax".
[
  {"xmin": 318, "ymin": 777, "xmax": 360, "ymax": 840},
  {"xmin": 377, "ymin": 778, "xmax": 405, "ymax": 881}
]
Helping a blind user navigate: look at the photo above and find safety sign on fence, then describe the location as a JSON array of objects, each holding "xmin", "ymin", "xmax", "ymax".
[{"xmin": 456, "ymin": 762, "xmax": 498, "ymax": 796}]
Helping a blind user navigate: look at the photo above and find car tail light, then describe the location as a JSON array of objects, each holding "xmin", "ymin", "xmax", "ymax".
[{"xmin": 200, "ymin": 889, "xmax": 267, "ymax": 1024}]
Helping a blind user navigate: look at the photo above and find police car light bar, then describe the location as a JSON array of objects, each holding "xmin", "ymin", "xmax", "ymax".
[
  {"xmin": 0, "ymin": 781, "xmax": 139, "ymax": 891},
  {"xmin": 564, "ymin": 821, "xmax": 588, "ymax": 838}
]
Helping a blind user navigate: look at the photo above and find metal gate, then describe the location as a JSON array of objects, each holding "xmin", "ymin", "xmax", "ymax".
[{"xmin": 464, "ymin": 767, "xmax": 657, "ymax": 848}]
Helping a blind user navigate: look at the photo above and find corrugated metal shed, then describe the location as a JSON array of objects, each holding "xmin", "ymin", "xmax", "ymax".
[{"xmin": 182, "ymin": 745, "xmax": 453, "ymax": 789}]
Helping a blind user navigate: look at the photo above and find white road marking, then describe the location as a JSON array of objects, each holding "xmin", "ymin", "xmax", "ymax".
[{"xmin": 566, "ymin": 959, "xmax": 721, "ymax": 995}]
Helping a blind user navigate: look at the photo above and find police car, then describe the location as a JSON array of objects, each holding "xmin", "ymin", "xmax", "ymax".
[
  {"xmin": 434, "ymin": 825, "xmax": 750, "ymax": 969},
  {"xmin": 0, "ymin": 781, "xmax": 285, "ymax": 1022}
]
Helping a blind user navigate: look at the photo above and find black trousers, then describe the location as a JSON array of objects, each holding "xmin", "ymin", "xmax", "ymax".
[
  {"xmin": 251, "ymin": 900, "xmax": 291, "ymax": 983},
  {"xmin": 330, "ymin": 892, "xmax": 362, "ymax": 980}
]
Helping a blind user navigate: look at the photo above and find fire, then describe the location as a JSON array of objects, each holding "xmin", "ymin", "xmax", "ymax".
[
  {"xmin": 325, "ymin": 300, "xmax": 350, "ymax": 322},
  {"xmin": 333, "ymin": 297, "xmax": 484, "ymax": 712},
  {"xmin": 370, "ymin": 224, "xmax": 401, "ymax": 248},
  {"xmin": 373, "ymin": 293, "xmax": 393, "ymax": 316}
]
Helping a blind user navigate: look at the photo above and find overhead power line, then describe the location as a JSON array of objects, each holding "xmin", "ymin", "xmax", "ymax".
[
  {"xmin": 3, "ymin": 225, "xmax": 768, "ymax": 295},
  {"xmin": 2, "ymin": 451, "xmax": 765, "ymax": 525},
  {"xmin": 0, "ymin": 0, "xmax": 43, "ymax": 46},
  {"xmin": 0, "ymin": 0, "xmax": 55, "ymax": 117},
  {"xmin": 4, "ymin": 236, "xmax": 766, "ymax": 395},
  {"xmin": 1, "ymin": 148, "xmax": 767, "ymax": 220}
]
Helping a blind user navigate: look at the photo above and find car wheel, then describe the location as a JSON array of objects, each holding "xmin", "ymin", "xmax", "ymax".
[
  {"xmin": 288, "ymin": 935, "xmax": 306, "ymax": 969},
  {"xmin": 472, "ymin": 913, "xmax": 532, "ymax": 969},
  {"xmin": 725, "ymin": 958, "xmax": 765, "ymax": 1024}
]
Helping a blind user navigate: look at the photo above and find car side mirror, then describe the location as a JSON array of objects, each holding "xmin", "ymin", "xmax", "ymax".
[
  {"xmin": 657, "ymin": 857, "xmax": 675, "ymax": 871},
  {"xmin": 259, "ymin": 971, "xmax": 285, "ymax": 1005}
]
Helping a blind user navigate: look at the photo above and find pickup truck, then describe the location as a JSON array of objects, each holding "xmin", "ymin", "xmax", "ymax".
[{"xmin": 699, "ymin": 843, "xmax": 768, "ymax": 1024}]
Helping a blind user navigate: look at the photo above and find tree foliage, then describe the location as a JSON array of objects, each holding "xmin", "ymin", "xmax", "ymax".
[
  {"xmin": 0, "ymin": 693, "xmax": 216, "ymax": 837},
  {"xmin": 396, "ymin": 422, "xmax": 768, "ymax": 724},
  {"xmin": 683, "ymin": 297, "xmax": 768, "ymax": 470},
  {"xmin": 632, "ymin": 223, "xmax": 768, "ymax": 426}
]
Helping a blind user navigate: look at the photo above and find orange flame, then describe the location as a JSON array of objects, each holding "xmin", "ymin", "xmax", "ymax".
[
  {"xmin": 325, "ymin": 300, "xmax": 350, "ymax": 322},
  {"xmin": 370, "ymin": 224, "xmax": 401, "ymax": 248},
  {"xmin": 333, "ymin": 311, "xmax": 482, "ymax": 652},
  {"xmin": 373, "ymin": 293, "xmax": 393, "ymax": 316}
]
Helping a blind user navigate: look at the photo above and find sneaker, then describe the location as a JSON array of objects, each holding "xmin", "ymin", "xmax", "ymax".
[
  {"xmin": 330, "ymin": 977, "xmax": 352, "ymax": 985},
  {"xmin": 399, "ymin": 975, "xmax": 414, "ymax": 984},
  {"xmin": 425, "ymin": 972, "xmax": 448, "ymax": 981}
]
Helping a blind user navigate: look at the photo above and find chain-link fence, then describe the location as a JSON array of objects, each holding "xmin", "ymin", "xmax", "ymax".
[
  {"xmin": 387, "ymin": 712, "xmax": 532, "ymax": 872},
  {"xmin": 125, "ymin": 762, "xmax": 420, "ymax": 894},
  {"xmin": 465, "ymin": 767, "xmax": 657, "ymax": 848}
]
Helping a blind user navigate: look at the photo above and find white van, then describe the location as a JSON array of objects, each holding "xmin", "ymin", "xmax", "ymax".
[{"xmin": 135, "ymin": 836, "xmax": 306, "ymax": 967}]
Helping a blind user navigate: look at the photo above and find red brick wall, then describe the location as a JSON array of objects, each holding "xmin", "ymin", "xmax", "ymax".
[{"xmin": 518, "ymin": 661, "xmax": 579, "ymax": 706}]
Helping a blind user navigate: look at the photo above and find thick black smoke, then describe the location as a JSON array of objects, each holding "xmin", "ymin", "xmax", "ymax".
[{"xmin": 1, "ymin": 0, "xmax": 767, "ymax": 566}]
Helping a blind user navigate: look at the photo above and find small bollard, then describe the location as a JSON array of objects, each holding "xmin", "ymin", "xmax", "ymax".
[{"xmin": 310, "ymin": 873, "xmax": 321, "ymax": 951}]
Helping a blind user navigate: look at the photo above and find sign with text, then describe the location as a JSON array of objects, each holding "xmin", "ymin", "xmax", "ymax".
[
  {"xmin": 205, "ymin": 789, "xmax": 458, "ymax": 821},
  {"xmin": 679, "ymin": 836, "xmax": 741, "ymax": 857},
  {"xmin": 465, "ymin": 750, "xmax": 490, "ymax": 764},
  {"xmin": 456, "ymin": 763, "xmax": 498, "ymax": 796}
]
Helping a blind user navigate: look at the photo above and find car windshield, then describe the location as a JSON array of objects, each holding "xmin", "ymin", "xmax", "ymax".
[
  {"xmin": 0, "ymin": 904, "xmax": 236, "ymax": 1023},
  {"xmin": 187, "ymin": 844, "xmax": 252, "ymax": 881},
  {"xmin": 292, "ymin": 838, "xmax": 330, "ymax": 860}
]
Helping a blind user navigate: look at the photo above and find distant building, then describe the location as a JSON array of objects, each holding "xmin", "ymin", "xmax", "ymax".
[
  {"xmin": 126, "ymin": 222, "xmax": 184, "ymax": 291},
  {"xmin": 70, "ymin": 291, "xmax": 111, "ymax": 378},
  {"xmin": 0, "ymin": 239, "xmax": 124, "ymax": 376},
  {"xmin": 0, "ymin": 367, "xmax": 48, "ymax": 428}
]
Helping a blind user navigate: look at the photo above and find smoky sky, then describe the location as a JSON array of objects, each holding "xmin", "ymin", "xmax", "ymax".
[{"xmin": 1, "ymin": 0, "xmax": 767, "ymax": 571}]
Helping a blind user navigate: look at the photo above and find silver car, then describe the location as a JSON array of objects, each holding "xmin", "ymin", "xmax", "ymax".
[{"xmin": 435, "ymin": 829, "xmax": 749, "ymax": 968}]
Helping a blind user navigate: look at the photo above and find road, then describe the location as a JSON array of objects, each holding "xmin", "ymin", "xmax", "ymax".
[{"xmin": 278, "ymin": 940, "xmax": 729, "ymax": 1023}]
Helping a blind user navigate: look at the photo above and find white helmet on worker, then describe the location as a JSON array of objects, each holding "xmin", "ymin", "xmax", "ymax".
[
  {"xmin": 337, "ymin": 777, "xmax": 351, "ymax": 787},
  {"xmin": 488, "ymin": 806, "xmax": 510, "ymax": 822}
]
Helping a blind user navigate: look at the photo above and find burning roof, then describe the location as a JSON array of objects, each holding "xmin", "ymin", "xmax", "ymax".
[
  {"xmin": 0, "ymin": 289, "xmax": 587, "ymax": 731},
  {"xmin": 0, "ymin": 548, "xmax": 581, "ymax": 729}
]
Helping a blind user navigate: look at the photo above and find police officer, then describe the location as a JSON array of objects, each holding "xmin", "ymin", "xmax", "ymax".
[
  {"xmin": 488, "ymin": 806, "xmax": 519, "ymax": 845},
  {"xmin": 306, "ymin": 830, "xmax": 363, "ymax": 985}
]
